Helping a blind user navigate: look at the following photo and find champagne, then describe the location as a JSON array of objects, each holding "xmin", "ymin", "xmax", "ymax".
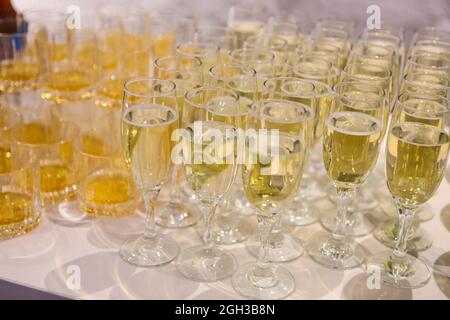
[
  {"xmin": 0, "ymin": 146, "xmax": 11, "ymax": 173},
  {"xmin": 80, "ymin": 169, "xmax": 137, "ymax": 215},
  {"xmin": 95, "ymin": 77, "xmax": 124, "ymax": 109},
  {"xmin": 395, "ymin": 99, "xmax": 448, "ymax": 129},
  {"xmin": 184, "ymin": 121, "xmax": 236, "ymax": 201},
  {"xmin": 81, "ymin": 133, "xmax": 106, "ymax": 157},
  {"xmin": 206, "ymin": 95, "xmax": 246, "ymax": 128},
  {"xmin": 153, "ymin": 33, "xmax": 176, "ymax": 58},
  {"xmin": 0, "ymin": 61, "xmax": 39, "ymax": 92},
  {"xmin": 323, "ymin": 112, "xmax": 382, "ymax": 186},
  {"xmin": 387, "ymin": 122, "xmax": 449, "ymax": 206},
  {"xmin": 242, "ymin": 132, "xmax": 305, "ymax": 212},
  {"xmin": 229, "ymin": 20, "xmax": 263, "ymax": 48},
  {"xmin": 122, "ymin": 105, "xmax": 177, "ymax": 188},
  {"xmin": 0, "ymin": 191, "xmax": 34, "ymax": 226},
  {"xmin": 42, "ymin": 69, "xmax": 94, "ymax": 102},
  {"xmin": 39, "ymin": 161, "xmax": 74, "ymax": 194}
]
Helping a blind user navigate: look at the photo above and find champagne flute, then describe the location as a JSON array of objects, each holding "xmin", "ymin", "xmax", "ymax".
[
  {"xmin": 367, "ymin": 110, "xmax": 450, "ymax": 288},
  {"xmin": 306, "ymin": 111, "xmax": 383, "ymax": 269},
  {"xmin": 153, "ymin": 55, "xmax": 204, "ymax": 228},
  {"xmin": 227, "ymin": 5, "xmax": 267, "ymax": 48},
  {"xmin": 176, "ymin": 87, "xmax": 239, "ymax": 282},
  {"xmin": 232, "ymin": 99, "xmax": 310, "ymax": 299},
  {"xmin": 119, "ymin": 79, "xmax": 179, "ymax": 266},
  {"xmin": 373, "ymin": 96, "xmax": 449, "ymax": 252}
]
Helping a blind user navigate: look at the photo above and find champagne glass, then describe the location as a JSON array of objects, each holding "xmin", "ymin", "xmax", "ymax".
[
  {"xmin": 176, "ymin": 42, "xmax": 220, "ymax": 77},
  {"xmin": 367, "ymin": 107, "xmax": 450, "ymax": 288},
  {"xmin": 194, "ymin": 26, "xmax": 238, "ymax": 63},
  {"xmin": 263, "ymin": 21, "xmax": 299, "ymax": 52},
  {"xmin": 373, "ymin": 96, "xmax": 449, "ymax": 252},
  {"xmin": 227, "ymin": 5, "xmax": 267, "ymax": 48},
  {"xmin": 244, "ymin": 34, "xmax": 288, "ymax": 76},
  {"xmin": 153, "ymin": 55, "xmax": 204, "ymax": 228},
  {"xmin": 306, "ymin": 111, "xmax": 383, "ymax": 269},
  {"xmin": 232, "ymin": 99, "xmax": 310, "ymax": 299},
  {"xmin": 176, "ymin": 87, "xmax": 239, "ymax": 282},
  {"xmin": 310, "ymin": 27, "xmax": 351, "ymax": 69},
  {"xmin": 206, "ymin": 63, "xmax": 257, "ymax": 244},
  {"xmin": 119, "ymin": 78, "xmax": 179, "ymax": 266},
  {"xmin": 320, "ymin": 82, "xmax": 388, "ymax": 237},
  {"xmin": 263, "ymin": 77, "xmax": 332, "ymax": 228}
]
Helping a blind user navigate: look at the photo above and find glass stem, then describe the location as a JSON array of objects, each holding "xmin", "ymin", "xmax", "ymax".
[
  {"xmin": 142, "ymin": 189, "xmax": 159, "ymax": 239},
  {"xmin": 202, "ymin": 199, "xmax": 219, "ymax": 249},
  {"xmin": 168, "ymin": 165, "xmax": 181, "ymax": 202},
  {"xmin": 257, "ymin": 213, "xmax": 276, "ymax": 269},
  {"xmin": 332, "ymin": 186, "xmax": 356, "ymax": 243},
  {"xmin": 393, "ymin": 206, "xmax": 415, "ymax": 259}
]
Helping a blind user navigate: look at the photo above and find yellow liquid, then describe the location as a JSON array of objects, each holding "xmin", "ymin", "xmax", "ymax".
[
  {"xmin": 154, "ymin": 33, "xmax": 176, "ymax": 58},
  {"xmin": 0, "ymin": 191, "xmax": 34, "ymax": 225},
  {"xmin": 230, "ymin": 20, "xmax": 263, "ymax": 48},
  {"xmin": 0, "ymin": 146, "xmax": 12, "ymax": 174},
  {"xmin": 81, "ymin": 170, "xmax": 137, "ymax": 213},
  {"xmin": 206, "ymin": 95, "xmax": 247, "ymax": 128},
  {"xmin": 19, "ymin": 122, "xmax": 54, "ymax": 145},
  {"xmin": 40, "ymin": 162, "xmax": 74, "ymax": 194},
  {"xmin": 323, "ymin": 112, "xmax": 382, "ymax": 186},
  {"xmin": 0, "ymin": 61, "xmax": 39, "ymax": 92},
  {"xmin": 95, "ymin": 77, "xmax": 124, "ymax": 109},
  {"xmin": 122, "ymin": 105, "xmax": 176, "ymax": 187},
  {"xmin": 387, "ymin": 122, "xmax": 449, "ymax": 206},
  {"xmin": 81, "ymin": 133, "xmax": 106, "ymax": 157},
  {"xmin": 242, "ymin": 132, "xmax": 305, "ymax": 212},
  {"xmin": 184, "ymin": 121, "xmax": 236, "ymax": 201},
  {"xmin": 42, "ymin": 69, "xmax": 94, "ymax": 102}
]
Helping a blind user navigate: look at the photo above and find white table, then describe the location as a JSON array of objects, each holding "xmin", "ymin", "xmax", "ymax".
[{"xmin": 0, "ymin": 158, "xmax": 449, "ymax": 300}]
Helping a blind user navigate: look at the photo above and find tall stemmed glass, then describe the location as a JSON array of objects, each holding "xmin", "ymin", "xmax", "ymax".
[
  {"xmin": 306, "ymin": 111, "xmax": 383, "ymax": 269},
  {"xmin": 232, "ymin": 99, "xmax": 311, "ymax": 299},
  {"xmin": 153, "ymin": 55, "xmax": 204, "ymax": 228},
  {"xmin": 119, "ymin": 78, "xmax": 179, "ymax": 266},
  {"xmin": 206, "ymin": 63, "xmax": 257, "ymax": 244},
  {"xmin": 367, "ymin": 101, "xmax": 450, "ymax": 288},
  {"xmin": 176, "ymin": 87, "xmax": 239, "ymax": 282},
  {"xmin": 373, "ymin": 96, "xmax": 449, "ymax": 252}
]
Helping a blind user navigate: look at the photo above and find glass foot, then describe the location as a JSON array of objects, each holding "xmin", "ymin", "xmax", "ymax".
[
  {"xmin": 155, "ymin": 201, "xmax": 199, "ymax": 228},
  {"xmin": 246, "ymin": 232, "xmax": 303, "ymax": 263},
  {"xmin": 305, "ymin": 231, "xmax": 366, "ymax": 269},
  {"xmin": 232, "ymin": 262, "xmax": 295, "ymax": 300},
  {"xmin": 373, "ymin": 222, "xmax": 432, "ymax": 252},
  {"xmin": 283, "ymin": 200, "xmax": 319, "ymax": 227},
  {"xmin": 120, "ymin": 233, "xmax": 179, "ymax": 267},
  {"xmin": 176, "ymin": 245, "xmax": 237, "ymax": 282},
  {"xmin": 366, "ymin": 251, "xmax": 431, "ymax": 289},
  {"xmin": 320, "ymin": 211, "xmax": 374, "ymax": 237}
]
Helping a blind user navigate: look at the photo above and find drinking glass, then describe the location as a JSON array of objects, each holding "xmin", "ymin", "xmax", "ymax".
[
  {"xmin": 120, "ymin": 79, "xmax": 179, "ymax": 266},
  {"xmin": 232, "ymin": 99, "xmax": 310, "ymax": 299},
  {"xmin": 194, "ymin": 26, "xmax": 237, "ymax": 63},
  {"xmin": 153, "ymin": 56, "xmax": 204, "ymax": 228},
  {"xmin": 306, "ymin": 111, "xmax": 383, "ymax": 269},
  {"xmin": 176, "ymin": 87, "xmax": 239, "ymax": 282},
  {"xmin": 176, "ymin": 42, "xmax": 220, "ymax": 77},
  {"xmin": 310, "ymin": 27, "xmax": 351, "ymax": 69},
  {"xmin": 244, "ymin": 34, "xmax": 288, "ymax": 76},
  {"xmin": 367, "ymin": 103, "xmax": 450, "ymax": 288},
  {"xmin": 373, "ymin": 96, "xmax": 449, "ymax": 252},
  {"xmin": 76, "ymin": 111, "xmax": 140, "ymax": 217},
  {"xmin": 227, "ymin": 5, "xmax": 267, "ymax": 48}
]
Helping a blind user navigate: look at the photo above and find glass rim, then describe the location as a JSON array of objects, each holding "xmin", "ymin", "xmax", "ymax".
[
  {"xmin": 332, "ymin": 81, "xmax": 386, "ymax": 101},
  {"xmin": 397, "ymin": 91, "xmax": 450, "ymax": 106},
  {"xmin": 249, "ymin": 98, "xmax": 314, "ymax": 123},
  {"xmin": 326, "ymin": 111, "xmax": 382, "ymax": 136},
  {"xmin": 184, "ymin": 86, "xmax": 239, "ymax": 111},
  {"xmin": 344, "ymin": 61, "xmax": 393, "ymax": 80},
  {"xmin": 208, "ymin": 63, "xmax": 256, "ymax": 82},
  {"xmin": 264, "ymin": 20, "xmax": 299, "ymax": 34},
  {"xmin": 153, "ymin": 55, "xmax": 203, "ymax": 72},
  {"xmin": 311, "ymin": 26, "xmax": 350, "ymax": 40},
  {"xmin": 244, "ymin": 33, "xmax": 288, "ymax": 50},
  {"xmin": 403, "ymin": 70, "xmax": 450, "ymax": 88},
  {"xmin": 122, "ymin": 104, "xmax": 178, "ymax": 127},
  {"xmin": 123, "ymin": 77, "xmax": 176, "ymax": 98},
  {"xmin": 229, "ymin": 48, "xmax": 276, "ymax": 64},
  {"xmin": 389, "ymin": 122, "xmax": 450, "ymax": 147},
  {"xmin": 396, "ymin": 95, "xmax": 450, "ymax": 114},
  {"xmin": 12, "ymin": 120, "xmax": 80, "ymax": 147},
  {"xmin": 176, "ymin": 42, "xmax": 220, "ymax": 58}
]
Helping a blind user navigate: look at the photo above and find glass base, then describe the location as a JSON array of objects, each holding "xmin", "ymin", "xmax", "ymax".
[
  {"xmin": 373, "ymin": 222, "xmax": 432, "ymax": 252},
  {"xmin": 119, "ymin": 233, "xmax": 179, "ymax": 267},
  {"xmin": 320, "ymin": 211, "xmax": 374, "ymax": 237},
  {"xmin": 155, "ymin": 201, "xmax": 198, "ymax": 228},
  {"xmin": 232, "ymin": 262, "xmax": 295, "ymax": 300},
  {"xmin": 283, "ymin": 200, "xmax": 319, "ymax": 227},
  {"xmin": 366, "ymin": 251, "xmax": 431, "ymax": 289},
  {"xmin": 246, "ymin": 232, "xmax": 303, "ymax": 263},
  {"xmin": 176, "ymin": 245, "xmax": 237, "ymax": 282},
  {"xmin": 211, "ymin": 214, "xmax": 252, "ymax": 245},
  {"xmin": 305, "ymin": 231, "xmax": 366, "ymax": 269}
]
